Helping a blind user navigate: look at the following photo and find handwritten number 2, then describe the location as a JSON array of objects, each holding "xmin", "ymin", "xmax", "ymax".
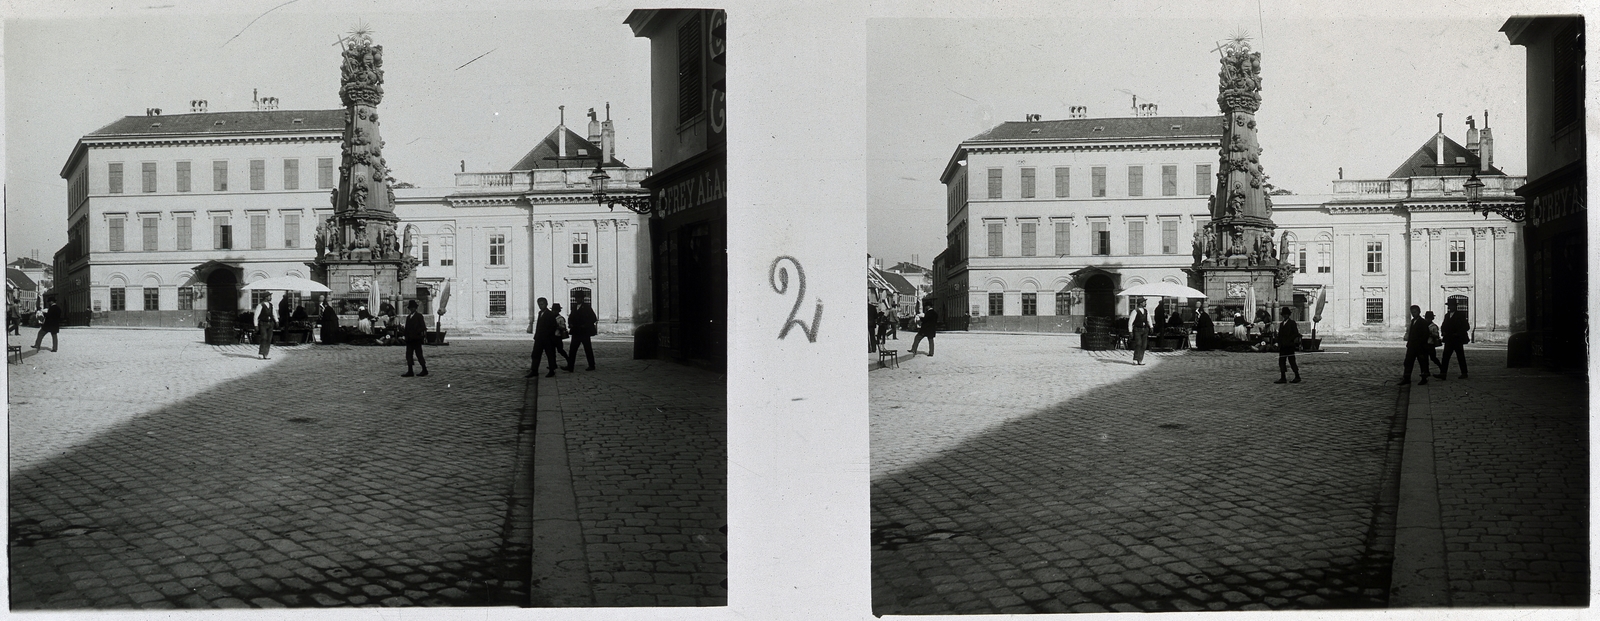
[{"xmin": 770, "ymin": 256, "xmax": 822, "ymax": 342}]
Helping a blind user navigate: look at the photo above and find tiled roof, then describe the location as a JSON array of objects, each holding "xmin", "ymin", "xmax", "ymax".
[
  {"xmin": 879, "ymin": 271, "xmax": 918, "ymax": 296},
  {"xmin": 887, "ymin": 261, "xmax": 927, "ymax": 274},
  {"xmin": 967, "ymin": 115, "xmax": 1225, "ymax": 143},
  {"xmin": 87, "ymin": 109, "xmax": 345, "ymax": 138},
  {"xmin": 8, "ymin": 257, "xmax": 49, "ymax": 270},
  {"xmin": 510, "ymin": 126, "xmax": 625, "ymax": 170},
  {"xmin": 6, "ymin": 268, "xmax": 37, "ymax": 291},
  {"xmin": 1388, "ymin": 133, "xmax": 1506, "ymax": 178}
]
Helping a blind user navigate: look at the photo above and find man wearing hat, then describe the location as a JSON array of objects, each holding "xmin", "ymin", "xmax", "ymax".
[{"xmin": 401, "ymin": 299, "xmax": 428, "ymax": 377}]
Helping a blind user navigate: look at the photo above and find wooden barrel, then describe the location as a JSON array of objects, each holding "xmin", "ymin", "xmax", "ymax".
[
  {"xmin": 204, "ymin": 312, "xmax": 237, "ymax": 345},
  {"xmin": 1081, "ymin": 316, "xmax": 1112, "ymax": 351}
]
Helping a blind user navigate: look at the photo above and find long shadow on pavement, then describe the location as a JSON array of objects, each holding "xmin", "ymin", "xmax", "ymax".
[
  {"xmin": 9, "ymin": 341, "xmax": 534, "ymax": 609},
  {"xmin": 872, "ymin": 347, "xmax": 1408, "ymax": 614}
]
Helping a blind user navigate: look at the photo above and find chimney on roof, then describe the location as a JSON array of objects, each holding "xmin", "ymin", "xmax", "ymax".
[
  {"xmin": 1068, "ymin": 106, "xmax": 1087, "ymax": 119},
  {"xmin": 1479, "ymin": 110, "xmax": 1494, "ymax": 172},
  {"xmin": 601, "ymin": 103, "xmax": 615, "ymax": 164},
  {"xmin": 558, "ymin": 105, "xmax": 567, "ymax": 158},
  {"xmin": 191, "ymin": 99, "xmax": 208, "ymax": 113},
  {"xmin": 1465, "ymin": 115, "xmax": 1480, "ymax": 157},
  {"xmin": 146, "ymin": 108, "xmax": 162, "ymax": 116},
  {"xmin": 1435, "ymin": 113, "xmax": 1445, "ymax": 168},
  {"xmin": 587, "ymin": 107, "xmax": 602, "ymax": 143}
]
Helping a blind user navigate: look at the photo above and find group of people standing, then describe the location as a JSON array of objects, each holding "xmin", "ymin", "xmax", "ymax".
[
  {"xmin": 1401, "ymin": 300, "xmax": 1470, "ymax": 385},
  {"xmin": 526, "ymin": 297, "xmax": 599, "ymax": 378}
]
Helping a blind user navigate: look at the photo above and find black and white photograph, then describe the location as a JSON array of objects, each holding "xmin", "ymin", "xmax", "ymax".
[
  {"xmin": 867, "ymin": 10, "xmax": 1587, "ymax": 615},
  {"xmin": 6, "ymin": 6, "xmax": 726, "ymax": 609}
]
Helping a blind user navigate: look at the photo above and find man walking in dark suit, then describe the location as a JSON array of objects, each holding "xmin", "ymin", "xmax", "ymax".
[
  {"xmin": 1438, "ymin": 300, "xmax": 1469, "ymax": 379},
  {"xmin": 31, "ymin": 300, "xmax": 63, "ymax": 352},
  {"xmin": 564, "ymin": 301, "xmax": 598, "ymax": 371},
  {"xmin": 526, "ymin": 297, "xmax": 561, "ymax": 378},
  {"xmin": 911, "ymin": 305, "xmax": 939, "ymax": 356},
  {"xmin": 401, "ymin": 299, "xmax": 428, "ymax": 377},
  {"xmin": 1400, "ymin": 304, "xmax": 1432, "ymax": 385},
  {"xmin": 1274, "ymin": 306, "xmax": 1302, "ymax": 384}
]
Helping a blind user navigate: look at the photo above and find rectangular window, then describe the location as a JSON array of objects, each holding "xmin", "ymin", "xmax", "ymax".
[
  {"xmin": 1091, "ymin": 221, "xmax": 1110, "ymax": 255},
  {"xmin": 142, "ymin": 162, "xmax": 157, "ymax": 193},
  {"xmin": 489, "ymin": 291, "xmax": 507, "ymax": 317},
  {"xmin": 1554, "ymin": 20, "xmax": 1582, "ymax": 130},
  {"xmin": 1091, "ymin": 167, "xmax": 1106, "ymax": 197},
  {"xmin": 108, "ymin": 217, "xmax": 125, "ymax": 252},
  {"xmin": 178, "ymin": 286, "xmax": 195, "ymax": 310},
  {"xmin": 1128, "ymin": 166, "xmax": 1144, "ymax": 197},
  {"xmin": 1021, "ymin": 292, "xmax": 1037, "ymax": 316},
  {"xmin": 1196, "ymin": 164, "xmax": 1211, "ymax": 196},
  {"xmin": 250, "ymin": 214, "xmax": 267, "ymax": 249},
  {"xmin": 988, "ymin": 292, "xmax": 1004, "ymax": 316},
  {"xmin": 213, "ymin": 216, "xmax": 232, "ymax": 250},
  {"xmin": 251, "ymin": 290, "xmax": 271, "ymax": 309},
  {"xmin": 176, "ymin": 215, "xmax": 192, "ymax": 250},
  {"xmin": 250, "ymin": 160, "xmax": 265, "ymax": 191},
  {"xmin": 317, "ymin": 158, "xmax": 334, "ymax": 189},
  {"xmin": 143, "ymin": 287, "xmax": 160, "ymax": 311},
  {"xmin": 109, "ymin": 163, "xmax": 124, "ymax": 194},
  {"xmin": 572, "ymin": 232, "xmax": 590, "ymax": 264},
  {"xmin": 1054, "ymin": 221, "xmax": 1070, "ymax": 256},
  {"xmin": 283, "ymin": 159, "xmax": 299, "ymax": 190},
  {"xmin": 1127, "ymin": 220, "xmax": 1145, "ymax": 255},
  {"xmin": 1317, "ymin": 242, "xmax": 1331, "ymax": 274},
  {"xmin": 1020, "ymin": 168, "xmax": 1035, "ymax": 199},
  {"xmin": 284, "ymin": 213, "xmax": 300, "ymax": 248},
  {"xmin": 986, "ymin": 222, "xmax": 1002, "ymax": 257},
  {"xmin": 1161, "ymin": 220, "xmax": 1178, "ymax": 254},
  {"xmin": 212, "ymin": 161, "xmax": 228, "ymax": 191},
  {"xmin": 1298, "ymin": 246, "xmax": 1308, "ymax": 274},
  {"xmin": 421, "ymin": 240, "xmax": 430, "ymax": 266},
  {"xmin": 142, "ymin": 216, "xmax": 158, "ymax": 251},
  {"xmin": 439, "ymin": 240, "xmax": 454, "ymax": 266},
  {"xmin": 1162, "ymin": 165, "xmax": 1177, "ymax": 196},
  {"xmin": 677, "ymin": 15, "xmax": 704, "ymax": 124},
  {"xmin": 1020, "ymin": 222, "xmax": 1037, "ymax": 256},
  {"xmin": 177, "ymin": 161, "xmax": 191, "ymax": 192},
  {"xmin": 987, "ymin": 168, "xmax": 1003, "ymax": 199},
  {"xmin": 1056, "ymin": 292, "xmax": 1071, "ymax": 316},
  {"xmin": 1365, "ymin": 240, "xmax": 1383, "ymax": 273},
  {"xmin": 1365, "ymin": 298, "xmax": 1384, "ymax": 324},
  {"xmin": 1054, "ymin": 167, "xmax": 1070, "ymax": 198},
  {"xmin": 489, "ymin": 233, "xmax": 506, "ymax": 265},
  {"xmin": 1448, "ymin": 240, "xmax": 1467, "ymax": 272},
  {"xmin": 110, "ymin": 287, "xmax": 126, "ymax": 311}
]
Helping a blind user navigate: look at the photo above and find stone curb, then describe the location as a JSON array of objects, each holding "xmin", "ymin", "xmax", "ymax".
[
  {"xmin": 527, "ymin": 373, "xmax": 594, "ymax": 606},
  {"xmin": 1389, "ymin": 382, "xmax": 1451, "ymax": 606}
]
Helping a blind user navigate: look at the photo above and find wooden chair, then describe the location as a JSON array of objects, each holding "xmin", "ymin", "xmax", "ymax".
[
  {"xmin": 878, "ymin": 346, "xmax": 899, "ymax": 368},
  {"xmin": 8, "ymin": 344, "xmax": 23, "ymax": 364}
]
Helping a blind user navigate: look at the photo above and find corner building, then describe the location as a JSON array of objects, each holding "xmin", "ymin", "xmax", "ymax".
[{"xmin": 939, "ymin": 115, "xmax": 1222, "ymax": 331}]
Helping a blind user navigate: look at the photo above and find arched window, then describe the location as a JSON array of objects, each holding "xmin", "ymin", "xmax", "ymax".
[{"xmin": 1316, "ymin": 233, "xmax": 1333, "ymax": 274}]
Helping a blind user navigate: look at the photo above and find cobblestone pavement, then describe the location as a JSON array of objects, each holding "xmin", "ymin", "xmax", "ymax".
[
  {"xmin": 536, "ymin": 350, "xmax": 727, "ymax": 606},
  {"xmin": 871, "ymin": 332, "xmax": 1408, "ymax": 614},
  {"xmin": 8, "ymin": 328, "xmax": 537, "ymax": 609},
  {"xmin": 1410, "ymin": 363, "xmax": 1588, "ymax": 606}
]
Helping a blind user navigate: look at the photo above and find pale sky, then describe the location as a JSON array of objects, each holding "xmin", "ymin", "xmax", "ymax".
[
  {"xmin": 4, "ymin": 7, "xmax": 651, "ymax": 265},
  {"xmin": 867, "ymin": 11, "xmax": 1534, "ymax": 268}
]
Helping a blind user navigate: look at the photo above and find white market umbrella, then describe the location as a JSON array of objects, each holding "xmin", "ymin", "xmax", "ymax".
[
  {"xmin": 241, "ymin": 276, "xmax": 331, "ymax": 292},
  {"xmin": 1116, "ymin": 282, "xmax": 1207, "ymax": 300}
]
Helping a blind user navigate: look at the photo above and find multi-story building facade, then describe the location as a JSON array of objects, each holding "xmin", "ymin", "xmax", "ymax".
[
  {"xmin": 933, "ymin": 112, "xmax": 1526, "ymax": 340},
  {"xmin": 398, "ymin": 113, "xmax": 651, "ymax": 333},
  {"xmin": 1273, "ymin": 124, "xmax": 1525, "ymax": 340},
  {"xmin": 626, "ymin": 9, "xmax": 728, "ymax": 368},
  {"xmin": 54, "ymin": 105, "xmax": 651, "ymax": 333},
  {"xmin": 1503, "ymin": 15, "xmax": 1585, "ymax": 368},
  {"xmin": 54, "ymin": 107, "xmax": 344, "ymax": 327},
  {"xmin": 938, "ymin": 114, "xmax": 1222, "ymax": 331}
]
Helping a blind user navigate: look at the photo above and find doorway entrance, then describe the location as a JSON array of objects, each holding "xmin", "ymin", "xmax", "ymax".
[{"xmin": 1084, "ymin": 274, "xmax": 1116, "ymax": 317}]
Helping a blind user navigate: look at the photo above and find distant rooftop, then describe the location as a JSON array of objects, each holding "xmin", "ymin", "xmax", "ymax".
[
  {"xmin": 1387, "ymin": 133, "xmax": 1506, "ymax": 178},
  {"xmin": 966, "ymin": 115, "xmax": 1225, "ymax": 143},
  {"xmin": 510, "ymin": 126, "xmax": 626, "ymax": 170},
  {"xmin": 85, "ymin": 109, "xmax": 345, "ymax": 138}
]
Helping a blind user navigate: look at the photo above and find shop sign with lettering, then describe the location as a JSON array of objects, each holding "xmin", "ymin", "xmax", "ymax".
[
  {"xmin": 1527, "ymin": 181, "xmax": 1585, "ymax": 227},
  {"xmin": 657, "ymin": 166, "xmax": 726, "ymax": 218}
]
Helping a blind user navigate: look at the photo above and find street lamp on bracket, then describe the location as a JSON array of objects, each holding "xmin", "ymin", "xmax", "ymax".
[
  {"xmin": 1465, "ymin": 170, "xmax": 1526, "ymax": 222},
  {"xmin": 588, "ymin": 164, "xmax": 654, "ymax": 215}
]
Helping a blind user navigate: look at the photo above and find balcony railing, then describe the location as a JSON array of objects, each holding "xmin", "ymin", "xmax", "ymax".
[
  {"xmin": 1332, "ymin": 175, "xmax": 1525, "ymax": 200},
  {"xmin": 454, "ymin": 168, "xmax": 652, "ymax": 193}
]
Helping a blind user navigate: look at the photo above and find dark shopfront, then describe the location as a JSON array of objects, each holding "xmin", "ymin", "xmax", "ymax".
[
  {"xmin": 642, "ymin": 148, "xmax": 727, "ymax": 370},
  {"xmin": 1516, "ymin": 160, "xmax": 1586, "ymax": 369}
]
